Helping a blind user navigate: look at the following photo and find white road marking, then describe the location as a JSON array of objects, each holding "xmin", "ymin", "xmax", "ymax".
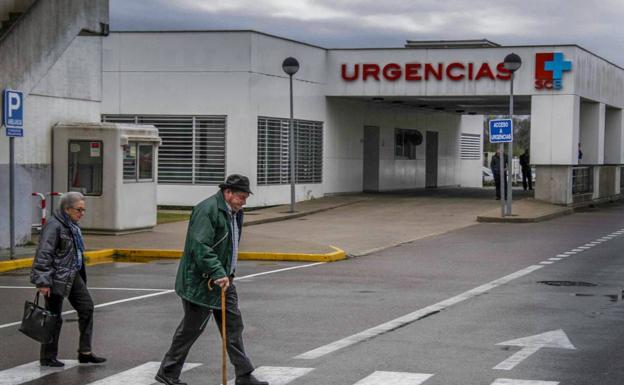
[
  {"xmin": 0, "ymin": 262, "xmax": 326, "ymax": 330},
  {"xmin": 0, "ymin": 286, "xmax": 167, "ymax": 291},
  {"xmin": 295, "ymin": 265, "xmax": 544, "ymax": 360},
  {"xmin": 562, "ymin": 251, "xmax": 576, "ymax": 255},
  {"xmin": 352, "ymin": 371, "xmax": 433, "ymax": 385},
  {"xmin": 571, "ymin": 248, "xmax": 584, "ymax": 252},
  {"xmin": 225, "ymin": 366, "xmax": 314, "ymax": 385},
  {"xmin": 548, "ymin": 258, "xmax": 562, "ymax": 261},
  {"xmin": 494, "ymin": 329, "xmax": 575, "ymax": 370},
  {"xmin": 540, "ymin": 261, "xmax": 554, "ymax": 265},
  {"xmin": 87, "ymin": 362, "xmax": 200, "ymax": 385},
  {"xmin": 555, "ymin": 254, "xmax": 569, "ymax": 258},
  {"xmin": 577, "ymin": 246, "xmax": 591, "ymax": 249},
  {"xmin": 0, "ymin": 360, "xmax": 79, "ymax": 385},
  {"xmin": 491, "ymin": 380, "xmax": 558, "ymax": 385},
  {"xmin": 238, "ymin": 262, "xmax": 325, "ymax": 280}
]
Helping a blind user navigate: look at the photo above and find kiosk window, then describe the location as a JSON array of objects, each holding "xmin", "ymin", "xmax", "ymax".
[
  {"xmin": 68, "ymin": 140, "xmax": 103, "ymax": 196},
  {"xmin": 123, "ymin": 142, "xmax": 154, "ymax": 182},
  {"xmin": 138, "ymin": 144, "xmax": 154, "ymax": 180}
]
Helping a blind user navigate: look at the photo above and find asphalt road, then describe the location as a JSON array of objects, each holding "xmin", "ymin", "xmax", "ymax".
[{"xmin": 2, "ymin": 202, "xmax": 624, "ymax": 384}]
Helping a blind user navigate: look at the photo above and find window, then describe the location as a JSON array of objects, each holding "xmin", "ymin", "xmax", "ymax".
[
  {"xmin": 123, "ymin": 142, "xmax": 154, "ymax": 182},
  {"xmin": 257, "ymin": 117, "xmax": 323, "ymax": 185},
  {"xmin": 395, "ymin": 128, "xmax": 423, "ymax": 159},
  {"xmin": 460, "ymin": 133, "xmax": 481, "ymax": 160},
  {"xmin": 102, "ymin": 115, "xmax": 226, "ymax": 185},
  {"xmin": 68, "ymin": 140, "xmax": 103, "ymax": 196}
]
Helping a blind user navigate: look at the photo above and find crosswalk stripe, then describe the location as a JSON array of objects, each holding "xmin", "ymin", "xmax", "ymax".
[
  {"xmin": 226, "ymin": 366, "xmax": 314, "ymax": 385},
  {"xmin": 0, "ymin": 360, "xmax": 79, "ymax": 385},
  {"xmin": 86, "ymin": 362, "xmax": 201, "ymax": 385},
  {"xmin": 352, "ymin": 371, "xmax": 433, "ymax": 385},
  {"xmin": 491, "ymin": 379, "xmax": 559, "ymax": 385}
]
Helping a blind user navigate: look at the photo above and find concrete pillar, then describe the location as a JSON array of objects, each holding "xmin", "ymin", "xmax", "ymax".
[
  {"xmin": 531, "ymin": 94, "xmax": 580, "ymax": 165},
  {"xmin": 535, "ymin": 166, "xmax": 573, "ymax": 204},
  {"xmin": 604, "ymin": 107, "xmax": 624, "ymax": 164},
  {"xmin": 579, "ymin": 101, "xmax": 605, "ymax": 165},
  {"xmin": 531, "ymin": 95, "xmax": 579, "ymax": 204}
]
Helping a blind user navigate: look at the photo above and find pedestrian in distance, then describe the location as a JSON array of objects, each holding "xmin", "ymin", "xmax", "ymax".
[
  {"xmin": 156, "ymin": 174, "xmax": 269, "ymax": 385},
  {"xmin": 30, "ymin": 191, "xmax": 106, "ymax": 367},
  {"xmin": 519, "ymin": 149, "xmax": 533, "ymax": 191},
  {"xmin": 490, "ymin": 149, "xmax": 508, "ymax": 200},
  {"xmin": 578, "ymin": 142, "xmax": 583, "ymax": 161}
]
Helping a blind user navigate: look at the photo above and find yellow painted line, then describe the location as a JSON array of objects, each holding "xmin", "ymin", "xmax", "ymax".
[
  {"xmin": 240, "ymin": 246, "xmax": 346, "ymax": 262},
  {"xmin": 114, "ymin": 249, "xmax": 182, "ymax": 259},
  {"xmin": 84, "ymin": 249, "xmax": 115, "ymax": 265},
  {"xmin": 0, "ymin": 246, "xmax": 346, "ymax": 273},
  {"xmin": 0, "ymin": 257, "xmax": 33, "ymax": 273}
]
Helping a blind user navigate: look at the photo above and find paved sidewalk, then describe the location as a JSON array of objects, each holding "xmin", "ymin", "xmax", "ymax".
[{"xmin": 1, "ymin": 188, "xmax": 576, "ymax": 262}]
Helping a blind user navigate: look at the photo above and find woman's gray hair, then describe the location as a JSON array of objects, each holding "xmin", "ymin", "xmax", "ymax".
[{"xmin": 59, "ymin": 191, "xmax": 85, "ymax": 210}]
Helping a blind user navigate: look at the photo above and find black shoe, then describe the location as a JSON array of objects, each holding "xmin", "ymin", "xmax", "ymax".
[
  {"xmin": 155, "ymin": 372, "xmax": 188, "ymax": 385},
  {"xmin": 40, "ymin": 358, "xmax": 65, "ymax": 367},
  {"xmin": 236, "ymin": 373, "xmax": 269, "ymax": 385},
  {"xmin": 78, "ymin": 352, "xmax": 107, "ymax": 364}
]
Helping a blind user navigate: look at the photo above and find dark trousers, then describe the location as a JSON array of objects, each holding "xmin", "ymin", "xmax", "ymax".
[
  {"xmin": 159, "ymin": 283, "xmax": 254, "ymax": 379},
  {"xmin": 522, "ymin": 168, "xmax": 533, "ymax": 190},
  {"xmin": 494, "ymin": 173, "xmax": 508, "ymax": 199},
  {"xmin": 41, "ymin": 274, "xmax": 94, "ymax": 360}
]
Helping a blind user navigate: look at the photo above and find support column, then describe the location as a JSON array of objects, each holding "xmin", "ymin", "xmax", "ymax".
[
  {"xmin": 604, "ymin": 107, "xmax": 624, "ymax": 164},
  {"xmin": 579, "ymin": 101, "xmax": 605, "ymax": 165},
  {"xmin": 531, "ymin": 94, "xmax": 579, "ymax": 204}
]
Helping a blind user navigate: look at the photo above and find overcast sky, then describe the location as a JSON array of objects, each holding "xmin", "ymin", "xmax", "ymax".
[{"xmin": 110, "ymin": 0, "xmax": 624, "ymax": 66}]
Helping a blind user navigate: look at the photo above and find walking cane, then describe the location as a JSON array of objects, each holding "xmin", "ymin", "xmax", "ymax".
[
  {"xmin": 220, "ymin": 285, "xmax": 227, "ymax": 385},
  {"xmin": 208, "ymin": 279, "xmax": 228, "ymax": 385}
]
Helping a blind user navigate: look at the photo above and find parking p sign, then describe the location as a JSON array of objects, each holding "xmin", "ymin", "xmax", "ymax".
[
  {"xmin": 3, "ymin": 89, "xmax": 24, "ymax": 137},
  {"xmin": 489, "ymin": 119, "xmax": 512, "ymax": 143}
]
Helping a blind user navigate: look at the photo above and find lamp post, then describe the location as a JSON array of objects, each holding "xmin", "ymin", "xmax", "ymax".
[
  {"xmin": 503, "ymin": 53, "xmax": 522, "ymax": 216},
  {"xmin": 282, "ymin": 57, "xmax": 299, "ymax": 213}
]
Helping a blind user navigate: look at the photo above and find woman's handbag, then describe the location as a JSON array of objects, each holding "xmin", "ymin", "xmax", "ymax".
[{"xmin": 18, "ymin": 292, "xmax": 60, "ymax": 343}]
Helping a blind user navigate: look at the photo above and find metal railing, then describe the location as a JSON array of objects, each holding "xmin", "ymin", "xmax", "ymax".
[{"xmin": 572, "ymin": 166, "xmax": 593, "ymax": 195}]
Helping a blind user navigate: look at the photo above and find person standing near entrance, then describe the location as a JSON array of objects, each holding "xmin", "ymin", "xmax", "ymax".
[
  {"xmin": 30, "ymin": 192, "xmax": 107, "ymax": 367},
  {"xmin": 519, "ymin": 149, "xmax": 533, "ymax": 191},
  {"xmin": 490, "ymin": 149, "xmax": 508, "ymax": 200},
  {"xmin": 156, "ymin": 174, "xmax": 268, "ymax": 385}
]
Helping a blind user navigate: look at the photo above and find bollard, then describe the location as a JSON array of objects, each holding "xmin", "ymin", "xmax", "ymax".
[{"xmin": 31, "ymin": 193, "xmax": 46, "ymax": 230}]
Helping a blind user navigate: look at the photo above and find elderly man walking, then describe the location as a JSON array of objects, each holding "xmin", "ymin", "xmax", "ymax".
[{"xmin": 156, "ymin": 174, "xmax": 268, "ymax": 385}]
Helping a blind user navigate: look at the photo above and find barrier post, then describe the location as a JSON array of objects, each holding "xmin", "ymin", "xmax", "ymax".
[{"xmin": 31, "ymin": 192, "xmax": 46, "ymax": 231}]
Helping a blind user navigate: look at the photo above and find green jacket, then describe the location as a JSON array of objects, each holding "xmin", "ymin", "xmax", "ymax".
[{"xmin": 175, "ymin": 191, "xmax": 243, "ymax": 309}]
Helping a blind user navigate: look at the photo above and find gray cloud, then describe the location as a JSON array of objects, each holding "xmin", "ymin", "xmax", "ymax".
[{"xmin": 110, "ymin": 0, "xmax": 624, "ymax": 65}]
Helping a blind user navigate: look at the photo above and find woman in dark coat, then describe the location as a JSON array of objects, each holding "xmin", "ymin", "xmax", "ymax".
[{"xmin": 30, "ymin": 192, "xmax": 106, "ymax": 367}]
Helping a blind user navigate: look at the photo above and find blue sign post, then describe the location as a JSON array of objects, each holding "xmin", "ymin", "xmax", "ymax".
[
  {"xmin": 489, "ymin": 119, "xmax": 513, "ymax": 143},
  {"xmin": 3, "ymin": 89, "xmax": 24, "ymax": 137},
  {"xmin": 3, "ymin": 88, "xmax": 24, "ymax": 260}
]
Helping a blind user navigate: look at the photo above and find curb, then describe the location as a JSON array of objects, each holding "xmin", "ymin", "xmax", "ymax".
[
  {"xmin": 476, "ymin": 208, "xmax": 573, "ymax": 223},
  {"xmin": 244, "ymin": 199, "xmax": 370, "ymax": 226},
  {"xmin": 0, "ymin": 246, "xmax": 347, "ymax": 273}
]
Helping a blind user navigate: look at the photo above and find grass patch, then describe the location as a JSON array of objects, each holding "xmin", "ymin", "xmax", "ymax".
[{"xmin": 157, "ymin": 212, "xmax": 191, "ymax": 224}]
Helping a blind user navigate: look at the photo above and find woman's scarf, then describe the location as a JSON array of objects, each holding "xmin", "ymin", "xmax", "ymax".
[{"xmin": 60, "ymin": 210, "xmax": 85, "ymax": 268}]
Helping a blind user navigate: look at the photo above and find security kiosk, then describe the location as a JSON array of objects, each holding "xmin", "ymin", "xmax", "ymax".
[{"xmin": 53, "ymin": 122, "xmax": 161, "ymax": 233}]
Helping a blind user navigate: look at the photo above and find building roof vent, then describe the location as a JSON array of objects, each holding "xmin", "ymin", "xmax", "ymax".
[{"xmin": 404, "ymin": 39, "xmax": 500, "ymax": 49}]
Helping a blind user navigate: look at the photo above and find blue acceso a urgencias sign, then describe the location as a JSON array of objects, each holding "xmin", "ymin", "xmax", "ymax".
[
  {"xmin": 489, "ymin": 119, "xmax": 512, "ymax": 143},
  {"xmin": 3, "ymin": 89, "xmax": 24, "ymax": 137}
]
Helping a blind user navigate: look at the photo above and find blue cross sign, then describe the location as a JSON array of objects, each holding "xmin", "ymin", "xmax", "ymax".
[
  {"xmin": 489, "ymin": 119, "xmax": 513, "ymax": 143},
  {"xmin": 3, "ymin": 89, "xmax": 24, "ymax": 137},
  {"xmin": 544, "ymin": 52, "xmax": 572, "ymax": 80}
]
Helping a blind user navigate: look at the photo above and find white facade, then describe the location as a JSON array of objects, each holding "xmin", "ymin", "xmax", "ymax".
[
  {"xmin": 102, "ymin": 30, "xmax": 624, "ymax": 208},
  {"xmin": 102, "ymin": 31, "xmax": 488, "ymax": 207}
]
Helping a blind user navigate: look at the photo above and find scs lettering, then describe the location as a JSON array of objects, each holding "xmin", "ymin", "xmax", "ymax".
[{"xmin": 535, "ymin": 52, "xmax": 572, "ymax": 90}]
